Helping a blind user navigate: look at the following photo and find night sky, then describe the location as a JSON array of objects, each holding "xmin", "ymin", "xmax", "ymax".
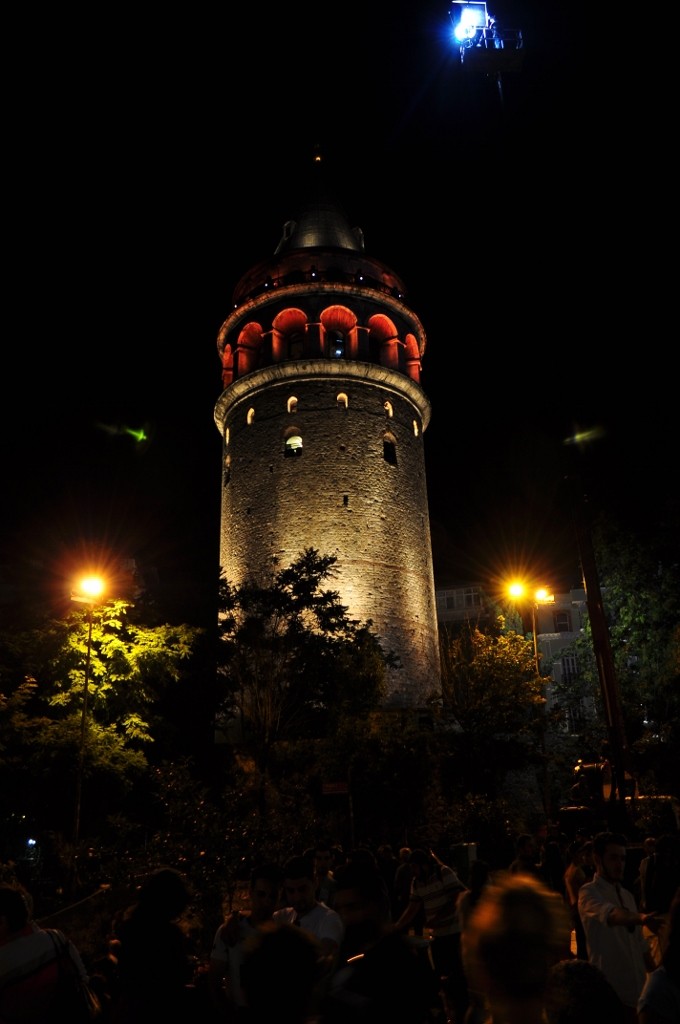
[{"xmin": 4, "ymin": 1, "xmax": 675, "ymax": 621}]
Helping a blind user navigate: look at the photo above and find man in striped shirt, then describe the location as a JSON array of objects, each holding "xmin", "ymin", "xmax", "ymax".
[{"xmin": 394, "ymin": 848, "xmax": 469, "ymax": 1023}]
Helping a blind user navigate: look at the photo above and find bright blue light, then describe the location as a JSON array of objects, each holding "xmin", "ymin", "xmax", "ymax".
[
  {"xmin": 26, "ymin": 838, "xmax": 37, "ymax": 847},
  {"xmin": 450, "ymin": 1, "xmax": 488, "ymax": 42}
]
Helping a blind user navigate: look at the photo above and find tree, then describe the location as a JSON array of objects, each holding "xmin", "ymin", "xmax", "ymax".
[
  {"xmin": 438, "ymin": 619, "xmax": 545, "ymax": 804},
  {"xmin": 551, "ymin": 516, "xmax": 680, "ymax": 796},
  {"xmin": 215, "ymin": 548, "xmax": 393, "ymax": 796},
  {"xmin": 0, "ymin": 599, "xmax": 203, "ymax": 844}
]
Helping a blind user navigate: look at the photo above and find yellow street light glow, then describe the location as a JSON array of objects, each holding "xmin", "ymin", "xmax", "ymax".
[
  {"xmin": 506, "ymin": 581, "xmax": 554, "ymax": 605},
  {"xmin": 78, "ymin": 576, "xmax": 104, "ymax": 599}
]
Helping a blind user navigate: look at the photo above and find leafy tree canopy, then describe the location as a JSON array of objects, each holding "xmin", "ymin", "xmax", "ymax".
[{"xmin": 216, "ymin": 548, "xmax": 393, "ymax": 761}]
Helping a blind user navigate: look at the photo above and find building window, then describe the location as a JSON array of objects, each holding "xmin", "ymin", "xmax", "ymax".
[
  {"xmin": 567, "ymin": 700, "xmax": 586, "ymax": 734},
  {"xmin": 554, "ymin": 611, "xmax": 572, "ymax": 632},
  {"xmin": 337, "ymin": 392, "xmax": 348, "ymax": 409},
  {"xmin": 413, "ymin": 420, "xmax": 419, "ymax": 437},
  {"xmin": 383, "ymin": 436, "xmax": 397, "ymax": 466},
  {"xmin": 225, "ymin": 427, "xmax": 230, "ymax": 446},
  {"xmin": 384, "ymin": 401, "xmax": 393, "ymax": 418},
  {"xmin": 284, "ymin": 434, "xmax": 303, "ymax": 458},
  {"xmin": 247, "ymin": 408, "xmax": 255, "ymax": 425},
  {"xmin": 287, "ymin": 396, "xmax": 298, "ymax": 413},
  {"xmin": 439, "ymin": 587, "xmax": 483, "ymax": 611},
  {"xmin": 560, "ymin": 654, "xmax": 579, "ymax": 683}
]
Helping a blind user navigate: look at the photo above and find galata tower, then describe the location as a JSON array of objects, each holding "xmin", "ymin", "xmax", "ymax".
[{"xmin": 214, "ymin": 161, "xmax": 441, "ymax": 709}]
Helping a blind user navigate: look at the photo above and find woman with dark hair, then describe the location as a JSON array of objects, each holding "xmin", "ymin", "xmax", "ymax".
[{"xmin": 111, "ymin": 867, "xmax": 196, "ymax": 1024}]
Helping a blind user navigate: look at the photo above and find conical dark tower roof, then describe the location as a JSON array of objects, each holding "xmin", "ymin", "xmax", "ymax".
[{"xmin": 274, "ymin": 159, "xmax": 364, "ymax": 254}]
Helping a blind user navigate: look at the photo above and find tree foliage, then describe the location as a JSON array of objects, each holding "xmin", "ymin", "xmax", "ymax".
[
  {"xmin": 0, "ymin": 600, "xmax": 203, "ymax": 841},
  {"xmin": 440, "ymin": 619, "xmax": 543, "ymax": 737},
  {"xmin": 551, "ymin": 517, "xmax": 680, "ymax": 795},
  {"xmin": 215, "ymin": 549, "xmax": 393, "ymax": 771},
  {"xmin": 437, "ymin": 619, "xmax": 545, "ymax": 807}
]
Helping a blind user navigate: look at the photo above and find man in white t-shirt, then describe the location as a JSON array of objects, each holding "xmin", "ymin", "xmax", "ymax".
[
  {"xmin": 578, "ymin": 831, "xmax": 662, "ymax": 1023},
  {"xmin": 208, "ymin": 862, "xmax": 282, "ymax": 1020},
  {"xmin": 274, "ymin": 854, "xmax": 344, "ymax": 968}
]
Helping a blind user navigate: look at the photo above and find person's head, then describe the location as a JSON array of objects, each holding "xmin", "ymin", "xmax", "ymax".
[
  {"xmin": 135, "ymin": 866, "xmax": 191, "ymax": 920},
  {"xmin": 0, "ymin": 884, "xmax": 31, "ymax": 938},
  {"xmin": 544, "ymin": 958, "xmax": 626, "ymax": 1024},
  {"xmin": 240, "ymin": 922, "xmax": 321, "ymax": 1023},
  {"xmin": 249, "ymin": 863, "xmax": 282, "ymax": 924},
  {"xmin": 312, "ymin": 842, "xmax": 334, "ymax": 879},
  {"xmin": 398, "ymin": 846, "xmax": 411, "ymax": 864},
  {"xmin": 515, "ymin": 833, "xmax": 537, "ymax": 859},
  {"xmin": 463, "ymin": 872, "xmax": 570, "ymax": 1014},
  {"xmin": 332, "ymin": 861, "xmax": 389, "ymax": 950},
  {"xmin": 580, "ymin": 840, "xmax": 594, "ymax": 870},
  {"xmin": 642, "ymin": 836, "xmax": 657, "ymax": 857},
  {"xmin": 282, "ymin": 855, "xmax": 317, "ymax": 915},
  {"xmin": 591, "ymin": 832, "xmax": 628, "ymax": 885},
  {"xmin": 565, "ymin": 840, "xmax": 584, "ymax": 867},
  {"xmin": 347, "ymin": 847, "xmax": 378, "ymax": 868},
  {"xmin": 408, "ymin": 848, "xmax": 432, "ymax": 881}
]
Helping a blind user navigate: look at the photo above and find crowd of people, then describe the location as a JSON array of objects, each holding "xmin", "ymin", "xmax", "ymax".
[{"xmin": 1, "ymin": 829, "xmax": 679, "ymax": 1023}]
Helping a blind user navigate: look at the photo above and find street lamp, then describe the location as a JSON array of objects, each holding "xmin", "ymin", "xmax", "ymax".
[
  {"xmin": 70, "ymin": 575, "xmax": 104, "ymax": 849},
  {"xmin": 507, "ymin": 581, "xmax": 555, "ymax": 817},
  {"xmin": 507, "ymin": 582, "xmax": 554, "ymax": 674}
]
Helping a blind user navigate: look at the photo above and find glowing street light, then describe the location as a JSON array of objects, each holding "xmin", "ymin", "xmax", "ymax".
[
  {"xmin": 70, "ymin": 575, "xmax": 105, "ymax": 850},
  {"xmin": 507, "ymin": 580, "xmax": 555, "ymax": 815},
  {"xmin": 507, "ymin": 582, "xmax": 555, "ymax": 675}
]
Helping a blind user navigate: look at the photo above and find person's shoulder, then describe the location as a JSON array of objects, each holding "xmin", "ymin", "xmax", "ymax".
[
  {"xmin": 441, "ymin": 864, "xmax": 464, "ymax": 885},
  {"xmin": 313, "ymin": 900, "xmax": 341, "ymax": 920}
]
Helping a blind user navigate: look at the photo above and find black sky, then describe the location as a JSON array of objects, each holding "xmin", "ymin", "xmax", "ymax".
[{"xmin": 4, "ymin": 1, "xmax": 676, "ymax": 619}]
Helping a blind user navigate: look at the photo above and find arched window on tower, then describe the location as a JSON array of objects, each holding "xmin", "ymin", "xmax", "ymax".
[
  {"xmin": 337, "ymin": 393, "xmax": 348, "ymax": 409},
  {"xmin": 383, "ymin": 432, "xmax": 397, "ymax": 466},
  {"xmin": 321, "ymin": 306, "xmax": 356, "ymax": 359},
  {"xmin": 329, "ymin": 330, "xmax": 346, "ymax": 358},
  {"xmin": 224, "ymin": 454, "xmax": 231, "ymax": 486},
  {"xmin": 289, "ymin": 332, "xmax": 305, "ymax": 360},
  {"xmin": 273, "ymin": 308, "xmax": 308, "ymax": 363},
  {"xmin": 412, "ymin": 420, "xmax": 419, "ymax": 437},
  {"xmin": 284, "ymin": 433, "xmax": 303, "ymax": 458},
  {"xmin": 288, "ymin": 396, "xmax": 298, "ymax": 413},
  {"xmin": 247, "ymin": 408, "xmax": 255, "ymax": 425},
  {"xmin": 384, "ymin": 401, "xmax": 393, "ymax": 418}
]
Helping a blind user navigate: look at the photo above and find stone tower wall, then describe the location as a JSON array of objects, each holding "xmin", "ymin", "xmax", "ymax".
[{"xmin": 216, "ymin": 361, "xmax": 440, "ymax": 707}]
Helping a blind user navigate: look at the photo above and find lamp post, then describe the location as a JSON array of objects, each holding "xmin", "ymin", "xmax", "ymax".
[
  {"xmin": 508, "ymin": 582, "xmax": 554, "ymax": 674},
  {"xmin": 70, "ymin": 575, "xmax": 104, "ymax": 850},
  {"xmin": 507, "ymin": 581, "xmax": 555, "ymax": 816}
]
